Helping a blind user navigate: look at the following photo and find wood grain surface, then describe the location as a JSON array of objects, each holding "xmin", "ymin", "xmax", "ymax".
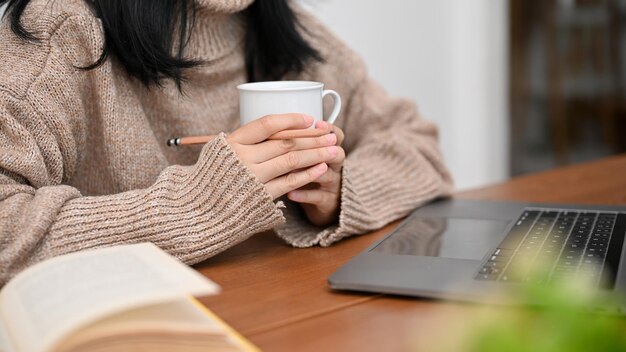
[{"xmin": 195, "ymin": 154, "xmax": 626, "ymax": 351}]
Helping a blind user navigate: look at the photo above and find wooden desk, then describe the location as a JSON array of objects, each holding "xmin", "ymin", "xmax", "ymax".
[{"xmin": 196, "ymin": 155, "xmax": 626, "ymax": 351}]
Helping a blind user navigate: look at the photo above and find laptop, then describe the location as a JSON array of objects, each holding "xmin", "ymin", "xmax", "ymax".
[{"xmin": 328, "ymin": 199, "xmax": 626, "ymax": 312}]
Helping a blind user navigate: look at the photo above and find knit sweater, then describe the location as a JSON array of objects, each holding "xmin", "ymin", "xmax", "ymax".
[{"xmin": 0, "ymin": 0, "xmax": 453, "ymax": 285}]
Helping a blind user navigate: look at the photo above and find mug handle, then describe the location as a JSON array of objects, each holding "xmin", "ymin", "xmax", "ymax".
[{"xmin": 322, "ymin": 90, "xmax": 342, "ymax": 124}]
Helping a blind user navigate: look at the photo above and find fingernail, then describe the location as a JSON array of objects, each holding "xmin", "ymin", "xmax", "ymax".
[
  {"xmin": 289, "ymin": 191, "xmax": 300, "ymax": 200},
  {"xmin": 303, "ymin": 115, "xmax": 314, "ymax": 125},
  {"xmin": 316, "ymin": 120, "xmax": 329, "ymax": 129},
  {"xmin": 313, "ymin": 163, "xmax": 328, "ymax": 176},
  {"xmin": 326, "ymin": 133, "xmax": 337, "ymax": 144},
  {"xmin": 327, "ymin": 146, "xmax": 338, "ymax": 157}
]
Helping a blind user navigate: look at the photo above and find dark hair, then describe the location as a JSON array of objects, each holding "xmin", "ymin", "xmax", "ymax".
[{"xmin": 0, "ymin": 0, "xmax": 321, "ymax": 88}]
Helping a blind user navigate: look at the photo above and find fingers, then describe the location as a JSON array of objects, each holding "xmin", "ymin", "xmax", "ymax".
[
  {"xmin": 228, "ymin": 114, "xmax": 314, "ymax": 145},
  {"xmin": 246, "ymin": 134, "xmax": 338, "ymax": 163},
  {"xmin": 331, "ymin": 124, "xmax": 345, "ymax": 146},
  {"xmin": 269, "ymin": 128, "xmax": 329, "ymax": 140},
  {"xmin": 316, "ymin": 121, "xmax": 345, "ymax": 146},
  {"xmin": 254, "ymin": 146, "xmax": 339, "ymax": 183},
  {"xmin": 314, "ymin": 168, "xmax": 342, "ymax": 187},
  {"xmin": 326, "ymin": 145, "xmax": 345, "ymax": 172},
  {"xmin": 265, "ymin": 163, "xmax": 328, "ymax": 199},
  {"xmin": 287, "ymin": 188, "xmax": 338, "ymax": 206}
]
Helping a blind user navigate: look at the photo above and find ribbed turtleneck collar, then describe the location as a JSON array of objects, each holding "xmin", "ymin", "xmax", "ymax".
[{"xmin": 185, "ymin": 0, "xmax": 253, "ymax": 61}]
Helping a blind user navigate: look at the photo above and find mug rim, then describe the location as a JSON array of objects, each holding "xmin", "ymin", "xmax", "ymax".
[{"xmin": 237, "ymin": 80, "xmax": 323, "ymax": 92}]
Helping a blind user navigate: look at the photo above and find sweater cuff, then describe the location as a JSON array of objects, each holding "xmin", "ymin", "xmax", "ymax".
[
  {"xmin": 45, "ymin": 133, "xmax": 285, "ymax": 263},
  {"xmin": 274, "ymin": 155, "xmax": 449, "ymax": 248}
]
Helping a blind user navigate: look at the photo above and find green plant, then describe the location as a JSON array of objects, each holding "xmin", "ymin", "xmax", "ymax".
[{"xmin": 467, "ymin": 277, "xmax": 626, "ymax": 352}]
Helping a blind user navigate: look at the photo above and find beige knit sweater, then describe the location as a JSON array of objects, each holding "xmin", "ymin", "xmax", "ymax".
[{"xmin": 0, "ymin": 0, "xmax": 453, "ymax": 285}]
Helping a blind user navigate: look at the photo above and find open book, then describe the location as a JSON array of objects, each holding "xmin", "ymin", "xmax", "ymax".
[{"xmin": 0, "ymin": 243, "xmax": 258, "ymax": 352}]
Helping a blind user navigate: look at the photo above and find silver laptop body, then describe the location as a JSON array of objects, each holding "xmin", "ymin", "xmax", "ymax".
[{"xmin": 328, "ymin": 200, "xmax": 626, "ymax": 313}]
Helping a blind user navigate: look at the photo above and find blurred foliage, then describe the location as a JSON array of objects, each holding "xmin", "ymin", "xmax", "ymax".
[{"xmin": 466, "ymin": 277, "xmax": 626, "ymax": 352}]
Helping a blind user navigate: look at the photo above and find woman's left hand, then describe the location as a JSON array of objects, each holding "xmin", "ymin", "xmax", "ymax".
[{"xmin": 287, "ymin": 121, "xmax": 345, "ymax": 227}]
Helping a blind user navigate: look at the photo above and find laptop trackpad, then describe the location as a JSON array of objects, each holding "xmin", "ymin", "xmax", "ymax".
[{"xmin": 370, "ymin": 217, "xmax": 510, "ymax": 261}]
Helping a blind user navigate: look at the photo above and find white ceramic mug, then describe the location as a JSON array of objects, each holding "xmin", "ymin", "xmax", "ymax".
[{"xmin": 237, "ymin": 81, "xmax": 341, "ymax": 127}]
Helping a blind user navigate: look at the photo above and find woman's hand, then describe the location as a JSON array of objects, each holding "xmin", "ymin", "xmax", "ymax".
[
  {"xmin": 287, "ymin": 121, "xmax": 345, "ymax": 227},
  {"xmin": 226, "ymin": 114, "xmax": 339, "ymax": 200}
]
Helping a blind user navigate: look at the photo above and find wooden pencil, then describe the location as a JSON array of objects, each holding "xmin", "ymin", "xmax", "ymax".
[{"xmin": 167, "ymin": 128, "xmax": 330, "ymax": 147}]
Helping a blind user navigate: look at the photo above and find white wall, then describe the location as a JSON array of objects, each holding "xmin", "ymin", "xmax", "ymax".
[{"xmin": 300, "ymin": 0, "xmax": 510, "ymax": 190}]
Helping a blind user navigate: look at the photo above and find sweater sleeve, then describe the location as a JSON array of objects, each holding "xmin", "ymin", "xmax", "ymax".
[
  {"xmin": 0, "ymin": 15, "xmax": 284, "ymax": 285},
  {"xmin": 0, "ymin": 132, "xmax": 284, "ymax": 285},
  {"xmin": 274, "ymin": 9, "xmax": 454, "ymax": 247}
]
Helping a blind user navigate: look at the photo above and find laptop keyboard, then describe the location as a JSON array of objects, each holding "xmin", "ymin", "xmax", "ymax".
[{"xmin": 475, "ymin": 209, "xmax": 625, "ymax": 288}]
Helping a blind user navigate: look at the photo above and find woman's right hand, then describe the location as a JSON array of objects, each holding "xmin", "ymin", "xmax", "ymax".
[{"xmin": 226, "ymin": 114, "xmax": 339, "ymax": 199}]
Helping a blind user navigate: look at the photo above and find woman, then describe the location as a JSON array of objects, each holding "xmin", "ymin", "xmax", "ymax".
[{"xmin": 0, "ymin": 0, "xmax": 453, "ymax": 284}]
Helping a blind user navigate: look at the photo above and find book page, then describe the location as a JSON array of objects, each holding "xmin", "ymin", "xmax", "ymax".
[
  {"xmin": 0, "ymin": 243, "xmax": 219, "ymax": 352},
  {"xmin": 60, "ymin": 297, "xmax": 256, "ymax": 352},
  {"xmin": 59, "ymin": 297, "xmax": 228, "ymax": 351}
]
